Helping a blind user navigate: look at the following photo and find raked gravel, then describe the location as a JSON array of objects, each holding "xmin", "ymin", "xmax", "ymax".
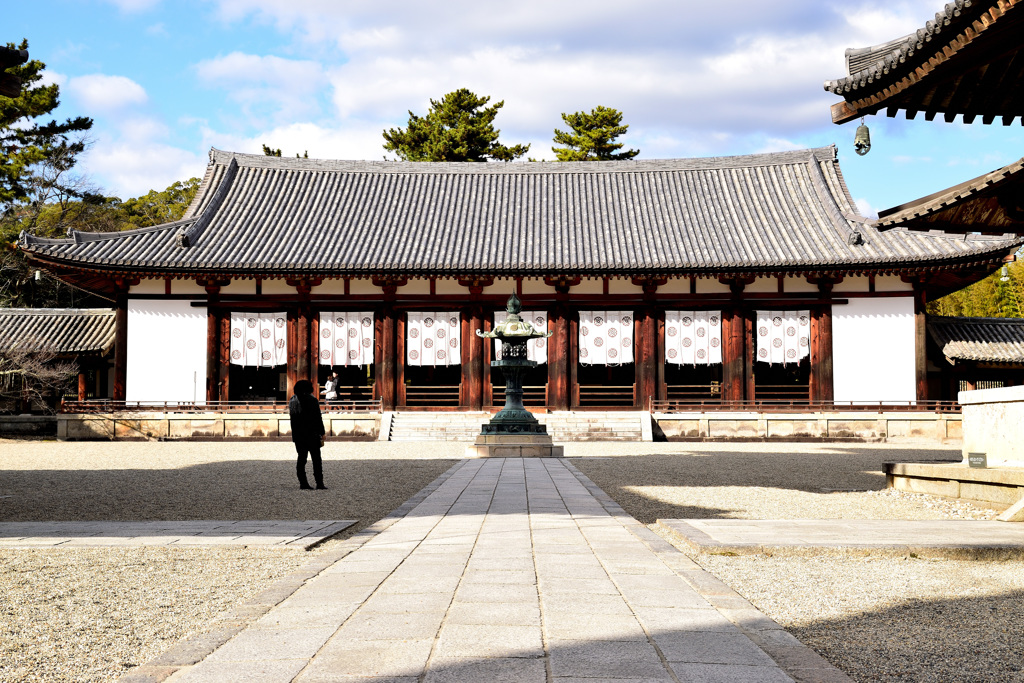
[
  {"xmin": 570, "ymin": 442, "xmax": 1022, "ymax": 683},
  {"xmin": 2, "ymin": 439, "xmax": 1020, "ymax": 682},
  {"xmin": 0, "ymin": 439, "xmax": 458, "ymax": 683}
]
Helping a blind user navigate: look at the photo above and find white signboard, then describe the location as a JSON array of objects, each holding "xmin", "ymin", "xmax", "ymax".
[
  {"xmin": 579, "ymin": 311, "xmax": 634, "ymax": 365},
  {"xmin": 407, "ymin": 311, "xmax": 461, "ymax": 366},
  {"xmin": 320, "ymin": 312, "xmax": 374, "ymax": 366},
  {"xmin": 229, "ymin": 312, "xmax": 287, "ymax": 367},
  {"xmin": 665, "ymin": 310, "xmax": 722, "ymax": 365},
  {"xmin": 755, "ymin": 310, "xmax": 810, "ymax": 365},
  {"xmin": 494, "ymin": 310, "xmax": 548, "ymax": 364}
]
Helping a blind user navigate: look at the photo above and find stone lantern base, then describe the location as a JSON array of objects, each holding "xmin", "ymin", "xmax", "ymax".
[{"xmin": 465, "ymin": 433, "xmax": 564, "ymax": 458}]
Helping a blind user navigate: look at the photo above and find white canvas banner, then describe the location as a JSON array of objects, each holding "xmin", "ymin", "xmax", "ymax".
[
  {"xmin": 229, "ymin": 312, "xmax": 287, "ymax": 367},
  {"xmin": 579, "ymin": 311, "xmax": 634, "ymax": 365},
  {"xmin": 756, "ymin": 310, "xmax": 810, "ymax": 365},
  {"xmin": 407, "ymin": 311, "xmax": 461, "ymax": 366},
  {"xmin": 319, "ymin": 312, "xmax": 374, "ymax": 366},
  {"xmin": 493, "ymin": 310, "xmax": 548, "ymax": 364},
  {"xmin": 665, "ymin": 311, "xmax": 722, "ymax": 365}
]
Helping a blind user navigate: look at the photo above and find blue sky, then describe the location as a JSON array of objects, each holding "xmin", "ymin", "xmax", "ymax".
[{"xmin": 8, "ymin": 0, "xmax": 1023, "ymax": 216}]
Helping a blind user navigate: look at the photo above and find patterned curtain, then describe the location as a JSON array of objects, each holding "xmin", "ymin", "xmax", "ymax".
[
  {"xmin": 579, "ymin": 311, "xmax": 634, "ymax": 366},
  {"xmin": 319, "ymin": 312, "xmax": 374, "ymax": 366},
  {"xmin": 229, "ymin": 312, "xmax": 287, "ymax": 367},
  {"xmin": 665, "ymin": 311, "xmax": 722, "ymax": 365},
  {"xmin": 407, "ymin": 311, "xmax": 461, "ymax": 366},
  {"xmin": 756, "ymin": 310, "xmax": 811, "ymax": 365},
  {"xmin": 493, "ymin": 310, "xmax": 547, "ymax": 364}
]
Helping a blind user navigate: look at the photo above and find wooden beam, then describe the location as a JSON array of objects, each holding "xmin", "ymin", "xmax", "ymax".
[
  {"xmin": 112, "ymin": 287, "xmax": 128, "ymax": 402},
  {"xmin": 548, "ymin": 303, "xmax": 570, "ymax": 411},
  {"xmin": 378, "ymin": 305, "xmax": 397, "ymax": 410},
  {"xmin": 204, "ymin": 283, "xmax": 221, "ymax": 402},
  {"xmin": 915, "ymin": 284, "xmax": 929, "ymax": 401}
]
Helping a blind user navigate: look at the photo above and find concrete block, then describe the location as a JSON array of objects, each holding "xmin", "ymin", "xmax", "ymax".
[
  {"xmin": 997, "ymin": 496, "xmax": 1024, "ymax": 522},
  {"xmin": 707, "ymin": 420, "xmax": 761, "ymax": 438},
  {"xmin": 659, "ymin": 419, "xmax": 701, "ymax": 438},
  {"xmin": 188, "ymin": 418, "xmax": 224, "ymax": 438},
  {"xmin": 961, "ymin": 481, "xmax": 1021, "ymax": 506},
  {"xmin": 766, "ymin": 420, "xmax": 820, "ymax": 438},
  {"xmin": 65, "ymin": 416, "xmax": 114, "ymax": 440},
  {"xmin": 890, "ymin": 475, "xmax": 960, "ymax": 499},
  {"xmin": 887, "ymin": 419, "xmax": 939, "ymax": 441},
  {"xmin": 827, "ymin": 419, "xmax": 884, "ymax": 439}
]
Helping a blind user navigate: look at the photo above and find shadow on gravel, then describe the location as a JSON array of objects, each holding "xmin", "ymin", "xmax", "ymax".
[
  {"xmin": 789, "ymin": 588, "xmax": 1024, "ymax": 683},
  {"xmin": 0, "ymin": 458, "xmax": 457, "ymax": 525},
  {"xmin": 570, "ymin": 447, "xmax": 961, "ymax": 523}
]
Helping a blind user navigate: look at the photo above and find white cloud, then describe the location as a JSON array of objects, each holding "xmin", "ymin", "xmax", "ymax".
[
  {"xmin": 101, "ymin": 0, "xmax": 163, "ymax": 12},
  {"xmin": 66, "ymin": 74, "xmax": 148, "ymax": 113},
  {"xmin": 201, "ymin": 120, "xmax": 387, "ymax": 161},
  {"xmin": 85, "ymin": 140, "xmax": 206, "ymax": 198},
  {"xmin": 855, "ymin": 197, "xmax": 878, "ymax": 219},
  {"xmin": 196, "ymin": 52, "xmax": 327, "ymax": 124}
]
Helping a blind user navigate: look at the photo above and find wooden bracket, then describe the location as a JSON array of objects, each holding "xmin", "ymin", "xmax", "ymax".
[
  {"xmin": 544, "ymin": 275, "xmax": 581, "ymax": 294},
  {"xmin": 457, "ymin": 276, "xmax": 495, "ymax": 296}
]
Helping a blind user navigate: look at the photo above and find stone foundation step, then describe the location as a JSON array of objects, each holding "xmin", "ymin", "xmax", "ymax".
[{"xmin": 388, "ymin": 411, "xmax": 649, "ymax": 442}]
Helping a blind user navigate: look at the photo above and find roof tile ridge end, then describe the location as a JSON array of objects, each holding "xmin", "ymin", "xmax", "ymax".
[{"xmin": 178, "ymin": 157, "xmax": 239, "ymax": 248}]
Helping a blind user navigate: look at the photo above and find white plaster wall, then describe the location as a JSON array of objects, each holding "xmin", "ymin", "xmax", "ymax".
[
  {"xmin": 833, "ymin": 276, "xmax": 870, "ymax": 293},
  {"xmin": 607, "ymin": 279, "xmax": 644, "ymax": 295},
  {"xmin": 131, "ymin": 279, "xmax": 165, "ymax": 295},
  {"xmin": 744, "ymin": 278, "xmax": 777, "ymax": 293},
  {"xmin": 833, "ymin": 296, "xmax": 916, "ymax": 403},
  {"xmin": 127, "ymin": 300, "xmax": 208, "ymax": 403},
  {"xmin": 696, "ymin": 278, "xmax": 730, "ymax": 294}
]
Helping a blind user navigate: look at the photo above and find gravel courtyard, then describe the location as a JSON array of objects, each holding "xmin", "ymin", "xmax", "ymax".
[{"xmin": 2, "ymin": 440, "xmax": 1021, "ymax": 682}]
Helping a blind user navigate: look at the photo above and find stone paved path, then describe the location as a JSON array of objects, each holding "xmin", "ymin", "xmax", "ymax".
[
  {"xmin": 150, "ymin": 459, "xmax": 847, "ymax": 683},
  {"xmin": 659, "ymin": 519, "xmax": 1024, "ymax": 558},
  {"xmin": 0, "ymin": 520, "xmax": 355, "ymax": 550}
]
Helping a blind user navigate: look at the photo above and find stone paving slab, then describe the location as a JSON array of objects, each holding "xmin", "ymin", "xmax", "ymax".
[
  {"xmin": 0, "ymin": 520, "xmax": 356, "ymax": 550},
  {"xmin": 126, "ymin": 459, "xmax": 853, "ymax": 683},
  {"xmin": 658, "ymin": 518, "xmax": 1024, "ymax": 558}
]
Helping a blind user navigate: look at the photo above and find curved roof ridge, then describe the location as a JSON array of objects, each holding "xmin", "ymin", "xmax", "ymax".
[
  {"xmin": 824, "ymin": 0, "xmax": 978, "ymax": 94},
  {"xmin": 19, "ymin": 219, "xmax": 191, "ymax": 248},
  {"xmin": 207, "ymin": 146, "xmax": 839, "ymax": 174}
]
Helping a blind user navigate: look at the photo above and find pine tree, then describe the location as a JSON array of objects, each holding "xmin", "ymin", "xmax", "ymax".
[
  {"xmin": 383, "ymin": 88, "xmax": 529, "ymax": 162},
  {"xmin": 552, "ymin": 106, "xmax": 639, "ymax": 161},
  {"xmin": 0, "ymin": 39, "xmax": 94, "ymax": 209}
]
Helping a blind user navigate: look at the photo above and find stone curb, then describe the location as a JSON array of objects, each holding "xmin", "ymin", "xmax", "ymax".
[
  {"xmin": 562, "ymin": 460, "xmax": 855, "ymax": 683},
  {"xmin": 116, "ymin": 460, "xmax": 466, "ymax": 682}
]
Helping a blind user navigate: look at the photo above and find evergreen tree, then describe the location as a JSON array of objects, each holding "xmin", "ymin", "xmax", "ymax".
[
  {"xmin": 383, "ymin": 88, "xmax": 529, "ymax": 162},
  {"xmin": 262, "ymin": 144, "xmax": 307, "ymax": 158},
  {"xmin": 1, "ymin": 39, "xmax": 94, "ymax": 210},
  {"xmin": 552, "ymin": 106, "xmax": 639, "ymax": 161}
]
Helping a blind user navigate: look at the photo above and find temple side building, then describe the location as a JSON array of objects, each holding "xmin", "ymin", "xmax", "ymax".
[{"xmin": 18, "ymin": 147, "xmax": 1021, "ymax": 411}]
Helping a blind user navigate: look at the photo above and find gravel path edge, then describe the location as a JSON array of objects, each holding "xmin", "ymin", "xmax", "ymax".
[{"xmin": 116, "ymin": 460, "xmax": 466, "ymax": 683}]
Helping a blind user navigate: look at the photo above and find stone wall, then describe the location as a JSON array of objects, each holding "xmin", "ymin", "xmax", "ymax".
[
  {"xmin": 959, "ymin": 385, "xmax": 1024, "ymax": 467},
  {"xmin": 654, "ymin": 411, "xmax": 960, "ymax": 443},
  {"xmin": 0, "ymin": 415, "xmax": 58, "ymax": 438},
  {"xmin": 55, "ymin": 412, "xmax": 379, "ymax": 441}
]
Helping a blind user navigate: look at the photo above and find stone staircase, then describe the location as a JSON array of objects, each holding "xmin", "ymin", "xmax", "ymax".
[{"xmin": 387, "ymin": 411, "xmax": 648, "ymax": 442}]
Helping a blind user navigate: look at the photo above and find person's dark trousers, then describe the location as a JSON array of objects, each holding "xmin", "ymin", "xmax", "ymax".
[{"xmin": 295, "ymin": 443, "xmax": 324, "ymax": 489}]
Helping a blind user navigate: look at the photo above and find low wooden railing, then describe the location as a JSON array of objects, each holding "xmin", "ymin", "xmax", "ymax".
[
  {"xmin": 578, "ymin": 384, "xmax": 635, "ymax": 407},
  {"xmin": 666, "ymin": 384, "xmax": 722, "ymax": 401},
  {"xmin": 403, "ymin": 385, "xmax": 461, "ymax": 407},
  {"xmin": 490, "ymin": 385, "xmax": 547, "ymax": 406},
  {"xmin": 650, "ymin": 398, "xmax": 961, "ymax": 413},
  {"xmin": 60, "ymin": 399, "xmax": 383, "ymax": 413},
  {"xmin": 751, "ymin": 384, "xmax": 811, "ymax": 401}
]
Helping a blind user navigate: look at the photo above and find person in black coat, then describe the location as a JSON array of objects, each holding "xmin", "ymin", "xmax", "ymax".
[{"xmin": 288, "ymin": 379, "xmax": 326, "ymax": 490}]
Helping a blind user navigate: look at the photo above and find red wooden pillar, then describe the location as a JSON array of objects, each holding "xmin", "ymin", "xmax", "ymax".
[
  {"xmin": 809, "ymin": 280, "xmax": 835, "ymax": 403},
  {"xmin": 465, "ymin": 305, "xmax": 484, "ymax": 410},
  {"xmin": 203, "ymin": 281, "xmax": 222, "ymax": 403},
  {"xmin": 112, "ymin": 283, "xmax": 128, "ymax": 403},
  {"xmin": 77, "ymin": 366, "xmax": 87, "ymax": 402},
  {"xmin": 545, "ymin": 277, "xmax": 579, "ymax": 411},
  {"xmin": 656, "ymin": 311, "xmax": 667, "ymax": 401},
  {"xmin": 632, "ymin": 278, "xmax": 664, "ymax": 411},
  {"xmin": 914, "ymin": 282, "xmax": 928, "ymax": 402},
  {"xmin": 378, "ymin": 305, "xmax": 397, "ymax": 410},
  {"xmin": 219, "ymin": 314, "xmax": 231, "ymax": 401},
  {"xmin": 720, "ymin": 278, "xmax": 750, "ymax": 403}
]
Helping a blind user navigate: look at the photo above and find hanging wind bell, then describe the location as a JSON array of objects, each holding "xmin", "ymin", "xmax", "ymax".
[{"xmin": 854, "ymin": 117, "xmax": 871, "ymax": 156}]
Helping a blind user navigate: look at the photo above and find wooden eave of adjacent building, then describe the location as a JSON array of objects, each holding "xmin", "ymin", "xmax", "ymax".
[
  {"xmin": 875, "ymin": 155, "xmax": 1024, "ymax": 234},
  {"xmin": 927, "ymin": 314, "xmax": 1024, "ymax": 365},
  {"xmin": 824, "ymin": 0, "xmax": 1024, "ymax": 125}
]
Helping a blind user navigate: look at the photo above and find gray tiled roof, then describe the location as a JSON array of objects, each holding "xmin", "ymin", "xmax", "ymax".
[
  {"xmin": 824, "ymin": 0, "xmax": 977, "ymax": 95},
  {"xmin": 19, "ymin": 147, "xmax": 1021, "ymax": 277},
  {"xmin": 928, "ymin": 315, "xmax": 1024, "ymax": 363},
  {"xmin": 0, "ymin": 308, "xmax": 115, "ymax": 355}
]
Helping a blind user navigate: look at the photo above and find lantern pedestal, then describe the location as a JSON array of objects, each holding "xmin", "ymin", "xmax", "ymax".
[{"xmin": 468, "ymin": 294, "xmax": 561, "ymax": 458}]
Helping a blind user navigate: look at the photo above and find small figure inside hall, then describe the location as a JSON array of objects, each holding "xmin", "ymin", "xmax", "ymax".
[{"xmin": 288, "ymin": 379, "xmax": 327, "ymax": 490}]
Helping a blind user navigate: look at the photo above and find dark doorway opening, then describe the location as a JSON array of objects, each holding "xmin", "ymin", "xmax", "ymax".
[
  {"xmin": 576, "ymin": 364, "xmax": 635, "ymax": 407},
  {"xmin": 228, "ymin": 365, "xmax": 287, "ymax": 402}
]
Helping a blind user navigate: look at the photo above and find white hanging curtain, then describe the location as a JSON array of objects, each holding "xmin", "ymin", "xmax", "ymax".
[
  {"xmin": 407, "ymin": 311, "xmax": 461, "ymax": 366},
  {"xmin": 319, "ymin": 312, "xmax": 374, "ymax": 366},
  {"xmin": 493, "ymin": 310, "xmax": 548, "ymax": 364},
  {"xmin": 756, "ymin": 310, "xmax": 810, "ymax": 365},
  {"xmin": 665, "ymin": 311, "xmax": 722, "ymax": 365},
  {"xmin": 229, "ymin": 312, "xmax": 287, "ymax": 367},
  {"xmin": 578, "ymin": 311, "xmax": 634, "ymax": 366}
]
